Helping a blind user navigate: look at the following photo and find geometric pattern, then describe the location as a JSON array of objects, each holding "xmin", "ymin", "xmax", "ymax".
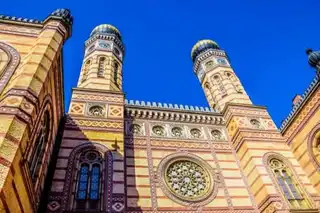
[
  {"xmin": 69, "ymin": 103, "xmax": 84, "ymax": 114},
  {"xmin": 108, "ymin": 105, "xmax": 123, "ymax": 118},
  {"xmin": 73, "ymin": 119, "xmax": 123, "ymax": 128},
  {"xmin": 47, "ymin": 200, "xmax": 61, "ymax": 211},
  {"xmin": 112, "ymin": 202, "xmax": 124, "ymax": 212}
]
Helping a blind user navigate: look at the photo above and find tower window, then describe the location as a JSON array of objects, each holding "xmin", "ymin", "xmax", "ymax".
[
  {"xmin": 73, "ymin": 150, "xmax": 103, "ymax": 210},
  {"xmin": 82, "ymin": 60, "xmax": 91, "ymax": 82},
  {"xmin": 114, "ymin": 62, "xmax": 119, "ymax": 87},
  {"xmin": 97, "ymin": 57, "xmax": 105, "ymax": 77},
  {"xmin": 29, "ymin": 110, "xmax": 51, "ymax": 183},
  {"xmin": 213, "ymin": 75, "xmax": 227, "ymax": 96}
]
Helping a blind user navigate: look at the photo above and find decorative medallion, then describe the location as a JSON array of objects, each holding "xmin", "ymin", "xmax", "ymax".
[
  {"xmin": 250, "ymin": 118, "xmax": 261, "ymax": 128},
  {"xmin": 216, "ymin": 58, "xmax": 228, "ymax": 65},
  {"xmin": 205, "ymin": 60, "xmax": 215, "ymax": 69},
  {"xmin": 158, "ymin": 153, "xmax": 218, "ymax": 207},
  {"xmin": 171, "ymin": 127, "xmax": 183, "ymax": 137},
  {"xmin": 152, "ymin": 125, "xmax": 165, "ymax": 136},
  {"xmin": 211, "ymin": 130, "xmax": 222, "ymax": 140},
  {"xmin": 190, "ymin": 128, "xmax": 202, "ymax": 138},
  {"xmin": 130, "ymin": 124, "xmax": 141, "ymax": 135},
  {"xmin": 88, "ymin": 105, "xmax": 105, "ymax": 117}
]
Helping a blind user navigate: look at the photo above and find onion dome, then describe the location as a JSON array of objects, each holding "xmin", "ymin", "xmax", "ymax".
[
  {"xmin": 191, "ymin": 39, "xmax": 220, "ymax": 62},
  {"xmin": 90, "ymin": 24, "xmax": 122, "ymax": 41},
  {"xmin": 306, "ymin": 49, "xmax": 320, "ymax": 68}
]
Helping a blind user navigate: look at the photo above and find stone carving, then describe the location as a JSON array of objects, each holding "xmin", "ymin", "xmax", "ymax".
[
  {"xmin": 88, "ymin": 105, "xmax": 105, "ymax": 117},
  {"xmin": 250, "ymin": 118, "xmax": 261, "ymax": 128},
  {"xmin": 165, "ymin": 160, "xmax": 210, "ymax": 200},
  {"xmin": 130, "ymin": 124, "xmax": 141, "ymax": 135},
  {"xmin": 157, "ymin": 152, "xmax": 218, "ymax": 207},
  {"xmin": 211, "ymin": 129, "xmax": 222, "ymax": 140},
  {"xmin": 152, "ymin": 125, "xmax": 165, "ymax": 136},
  {"xmin": 190, "ymin": 128, "xmax": 202, "ymax": 138},
  {"xmin": 171, "ymin": 127, "xmax": 183, "ymax": 137}
]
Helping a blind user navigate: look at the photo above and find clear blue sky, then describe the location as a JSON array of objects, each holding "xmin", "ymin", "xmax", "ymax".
[{"xmin": 1, "ymin": 1, "xmax": 319, "ymax": 126}]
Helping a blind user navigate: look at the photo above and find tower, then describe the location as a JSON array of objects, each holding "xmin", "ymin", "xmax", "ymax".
[
  {"xmin": 191, "ymin": 40, "xmax": 252, "ymax": 111},
  {"xmin": 191, "ymin": 40, "xmax": 320, "ymax": 212},
  {"xmin": 77, "ymin": 24, "xmax": 124, "ymax": 91},
  {"xmin": 46, "ymin": 24, "xmax": 126, "ymax": 212}
]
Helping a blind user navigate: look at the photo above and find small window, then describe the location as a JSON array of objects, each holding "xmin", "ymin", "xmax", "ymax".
[
  {"xmin": 114, "ymin": 62, "xmax": 119, "ymax": 86},
  {"xmin": 97, "ymin": 57, "xmax": 105, "ymax": 77}
]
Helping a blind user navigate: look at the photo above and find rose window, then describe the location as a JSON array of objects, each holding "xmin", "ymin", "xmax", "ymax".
[
  {"xmin": 88, "ymin": 105, "xmax": 104, "ymax": 117},
  {"xmin": 165, "ymin": 160, "xmax": 211, "ymax": 201},
  {"xmin": 153, "ymin": 125, "xmax": 165, "ymax": 136},
  {"xmin": 172, "ymin": 127, "xmax": 183, "ymax": 137},
  {"xmin": 190, "ymin": 128, "xmax": 202, "ymax": 138}
]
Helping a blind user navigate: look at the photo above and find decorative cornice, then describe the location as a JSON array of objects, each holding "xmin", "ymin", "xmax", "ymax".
[
  {"xmin": 0, "ymin": 14, "xmax": 42, "ymax": 25},
  {"xmin": 280, "ymin": 75, "xmax": 319, "ymax": 132},
  {"xmin": 125, "ymin": 99, "xmax": 224, "ymax": 125},
  {"xmin": 85, "ymin": 34, "xmax": 125, "ymax": 54},
  {"xmin": 193, "ymin": 49, "xmax": 227, "ymax": 73}
]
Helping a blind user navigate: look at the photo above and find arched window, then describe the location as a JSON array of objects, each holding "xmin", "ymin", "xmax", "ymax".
[
  {"xmin": 81, "ymin": 60, "xmax": 91, "ymax": 82},
  {"xmin": 97, "ymin": 57, "xmax": 105, "ymax": 77},
  {"xmin": 114, "ymin": 62, "xmax": 119, "ymax": 86},
  {"xmin": 29, "ymin": 110, "xmax": 50, "ymax": 182},
  {"xmin": 269, "ymin": 158, "xmax": 310, "ymax": 209},
  {"xmin": 213, "ymin": 75, "xmax": 227, "ymax": 96},
  {"xmin": 225, "ymin": 72, "xmax": 242, "ymax": 93},
  {"xmin": 73, "ymin": 150, "xmax": 103, "ymax": 210}
]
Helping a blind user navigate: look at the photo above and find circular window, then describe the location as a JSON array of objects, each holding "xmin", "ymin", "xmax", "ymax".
[
  {"xmin": 172, "ymin": 127, "xmax": 183, "ymax": 137},
  {"xmin": 86, "ymin": 151, "xmax": 98, "ymax": 161},
  {"xmin": 211, "ymin": 130, "xmax": 222, "ymax": 140},
  {"xmin": 153, "ymin": 125, "xmax": 165, "ymax": 136},
  {"xmin": 88, "ymin": 105, "xmax": 104, "ymax": 117},
  {"xmin": 130, "ymin": 124, "xmax": 141, "ymax": 134},
  {"xmin": 158, "ymin": 153, "xmax": 217, "ymax": 206},
  {"xmin": 250, "ymin": 119, "xmax": 260, "ymax": 128},
  {"xmin": 190, "ymin": 128, "xmax": 202, "ymax": 138}
]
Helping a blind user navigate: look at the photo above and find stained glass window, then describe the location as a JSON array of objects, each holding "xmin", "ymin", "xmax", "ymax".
[
  {"xmin": 74, "ymin": 150, "xmax": 103, "ymax": 210},
  {"xmin": 77, "ymin": 164, "xmax": 89, "ymax": 200},
  {"xmin": 29, "ymin": 110, "xmax": 50, "ymax": 183},
  {"xmin": 269, "ymin": 158, "xmax": 310, "ymax": 209}
]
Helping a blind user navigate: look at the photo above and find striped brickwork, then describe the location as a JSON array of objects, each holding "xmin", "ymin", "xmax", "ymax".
[
  {"xmin": 46, "ymin": 89, "xmax": 125, "ymax": 212},
  {"xmin": 124, "ymin": 115, "xmax": 257, "ymax": 213},
  {"xmin": 282, "ymin": 86, "xmax": 320, "ymax": 199},
  {"xmin": 0, "ymin": 13, "xmax": 71, "ymax": 213},
  {"xmin": 224, "ymin": 104, "xmax": 320, "ymax": 212}
]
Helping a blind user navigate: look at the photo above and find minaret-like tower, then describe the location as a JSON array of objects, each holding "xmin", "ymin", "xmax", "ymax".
[
  {"xmin": 77, "ymin": 24, "xmax": 124, "ymax": 91},
  {"xmin": 191, "ymin": 39, "xmax": 252, "ymax": 111}
]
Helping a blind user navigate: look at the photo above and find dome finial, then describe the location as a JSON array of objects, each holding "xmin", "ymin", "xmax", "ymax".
[
  {"xmin": 90, "ymin": 24, "xmax": 122, "ymax": 41},
  {"xmin": 306, "ymin": 48, "xmax": 313, "ymax": 55},
  {"xmin": 191, "ymin": 39, "xmax": 219, "ymax": 62}
]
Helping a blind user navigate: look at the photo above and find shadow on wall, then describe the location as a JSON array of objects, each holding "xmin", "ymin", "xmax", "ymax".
[{"xmin": 37, "ymin": 115, "xmax": 143, "ymax": 213}]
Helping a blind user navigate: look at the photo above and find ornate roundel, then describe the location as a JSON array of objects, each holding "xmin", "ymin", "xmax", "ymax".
[
  {"xmin": 190, "ymin": 128, "xmax": 202, "ymax": 138},
  {"xmin": 152, "ymin": 125, "xmax": 165, "ymax": 136},
  {"xmin": 130, "ymin": 124, "xmax": 142, "ymax": 135},
  {"xmin": 158, "ymin": 153, "xmax": 218, "ymax": 206},
  {"xmin": 211, "ymin": 130, "xmax": 222, "ymax": 140},
  {"xmin": 171, "ymin": 127, "xmax": 183, "ymax": 137}
]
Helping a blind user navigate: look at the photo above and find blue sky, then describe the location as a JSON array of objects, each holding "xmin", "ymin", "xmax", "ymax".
[{"xmin": 1, "ymin": 1, "xmax": 319, "ymax": 126}]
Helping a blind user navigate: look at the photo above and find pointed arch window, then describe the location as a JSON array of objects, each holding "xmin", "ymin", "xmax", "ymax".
[
  {"xmin": 73, "ymin": 150, "xmax": 103, "ymax": 210},
  {"xmin": 114, "ymin": 62, "xmax": 119, "ymax": 87},
  {"xmin": 82, "ymin": 60, "xmax": 91, "ymax": 82},
  {"xmin": 269, "ymin": 158, "xmax": 310, "ymax": 209},
  {"xmin": 29, "ymin": 110, "xmax": 50, "ymax": 183},
  {"xmin": 97, "ymin": 57, "xmax": 105, "ymax": 77}
]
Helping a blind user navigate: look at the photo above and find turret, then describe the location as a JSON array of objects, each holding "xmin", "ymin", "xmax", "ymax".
[
  {"xmin": 77, "ymin": 24, "xmax": 125, "ymax": 91},
  {"xmin": 191, "ymin": 39, "xmax": 252, "ymax": 111}
]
